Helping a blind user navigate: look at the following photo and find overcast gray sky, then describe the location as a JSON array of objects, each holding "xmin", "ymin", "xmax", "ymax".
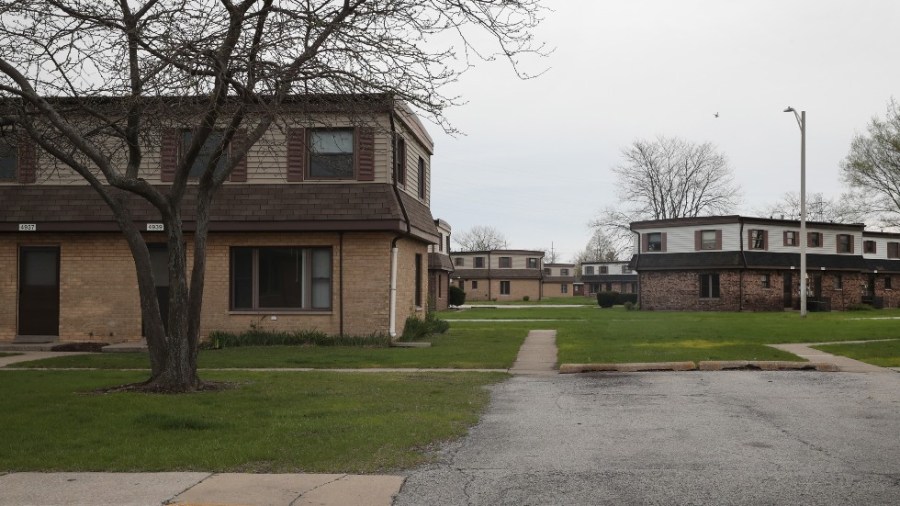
[{"xmin": 428, "ymin": 0, "xmax": 900, "ymax": 262}]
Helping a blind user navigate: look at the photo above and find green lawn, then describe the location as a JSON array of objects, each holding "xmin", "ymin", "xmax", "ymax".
[
  {"xmin": 813, "ymin": 339, "xmax": 900, "ymax": 367},
  {"xmin": 447, "ymin": 307, "xmax": 900, "ymax": 364},
  {"xmin": 0, "ymin": 352, "xmax": 20, "ymax": 358},
  {"xmin": 0, "ymin": 369, "xmax": 505, "ymax": 473},
  {"xmin": 10, "ymin": 325, "xmax": 527, "ymax": 370},
  {"xmin": 467, "ymin": 296, "xmax": 593, "ymax": 306}
]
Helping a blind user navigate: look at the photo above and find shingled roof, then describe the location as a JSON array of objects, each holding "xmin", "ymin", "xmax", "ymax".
[{"xmin": 0, "ymin": 183, "xmax": 438, "ymax": 242}]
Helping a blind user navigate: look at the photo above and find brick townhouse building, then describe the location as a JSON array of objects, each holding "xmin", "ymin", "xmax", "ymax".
[
  {"xmin": 0, "ymin": 94, "xmax": 438, "ymax": 343},
  {"xmin": 450, "ymin": 249, "xmax": 544, "ymax": 301},
  {"xmin": 542, "ymin": 263, "xmax": 576, "ymax": 297},
  {"xmin": 427, "ymin": 219, "xmax": 453, "ymax": 310},
  {"xmin": 580, "ymin": 261, "xmax": 638, "ymax": 296},
  {"xmin": 630, "ymin": 215, "xmax": 900, "ymax": 311}
]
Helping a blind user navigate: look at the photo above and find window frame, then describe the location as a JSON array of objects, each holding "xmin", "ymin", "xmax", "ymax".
[
  {"xmin": 417, "ymin": 156, "xmax": 426, "ymax": 199},
  {"xmin": 560, "ymin": 268, "xmax": 569, "ymax": 276},
  {"xmin": 647, "ymin": 232, "xmax": 663, "ymax": 252},
  {"xmin": 864, "ymin": 240, "xmax": 877, "ymax": 254},
  {"xmin": 395, "ymin": 136, "xmax": 407, "ymax": 187},
  {"xmin": 527, "ymin": 257, "xmax": 539, "ymax": 269},
  {"xmin": 761, "ymin": 273, "xmax": 771, "ymax": 289},
  {"xmin": 498, "ymin": 256, "xmax": 512, "ymax": 268},
  {"xmin": 499, "ymin": 280, "xmax": 511, "ymax": 295},
  {"xmin": 835, "ymin": 274, "xmax": 843, "ymax": 290},
  {"xmin": 749, "ymin": 229, "xmax": 767, "ymax": 250},
  {"xmin": 886, "ymin": 276, "xmax": 893, "ymax": 290},
  {"xmin": 836, "ymin": 234, "xmax": 854, "ymax": 254},
  {"xmin": 699, "ymin": 273, "xmax": 720, "ymax": 299},
  {"xmin": 889, "ymin": 242, "xmax": 900, "ymax": 259},
  {"xmin": 584, "ymin": 266, "xmax": 594, "ymax": 275},
  {"xmin": 307, "ymin": 128, "xmax": 355, "ymax": 180},
  {"xmin": 230, "ymin": 246, "xmax": 332, "ymax": 312},
  {"xmin": 560, "ymin": 284, "xmax": 568, "ymax": 294},
  {"xmin": 600, "ymin": 266, "xmax": 608, "ymax": 274},
  {"xmin": 454, "ymin": 257, "xmax": 464, "ymax": 267},
  {"xmin": 182, "ymin": 129, "xmax": 230, "ymax": 179},
  {"xmin": 471, "ymin": 280, "xmax": 478, "ymax": 290},
  {"xmin": 808, "ymin": 232, "xmax": 823, "ymax": 248},
  {"xmin": 474, "ymin": 256, "xmax": 485, "ymax": 268},
  {"xmin": 700, "ymin": 230, "xmax": 718, "ymax": 250},
  {"xmin": 784, "ymin": 231, "xmax": 798, "ymax": 247}
]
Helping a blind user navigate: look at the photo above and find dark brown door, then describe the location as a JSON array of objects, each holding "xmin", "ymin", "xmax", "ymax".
[
  {"xmin": 783, "ymin": 271, "xmax": 793, "ymax": 308},
  {"xmin": 18, "ymin": 246, "xmax": 60, "ymax": 336},
  {"xmin": 142, "ymin": 244, "xmax": 170, "ymax": 336}
]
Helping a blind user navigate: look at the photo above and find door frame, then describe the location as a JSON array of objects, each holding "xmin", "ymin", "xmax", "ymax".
[{"xmin": 17, "ymin": 245, "xmax": 61, "ymax": 338}]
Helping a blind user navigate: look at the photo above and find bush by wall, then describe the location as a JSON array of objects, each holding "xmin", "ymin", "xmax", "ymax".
[
  {"xmin": 204, "ymin": 329, "xmax": 391, "ymax": 349},
  {"xmin": 400, "ymin": 312, "xmax": 451, "ymax": 341},
  {"xmin": 597, "ymin": 292, "xmax": 638, "ymax": 308},
  {"xmin": 448, "ymin": 285, "xmax": 466, "ymax": 306}
]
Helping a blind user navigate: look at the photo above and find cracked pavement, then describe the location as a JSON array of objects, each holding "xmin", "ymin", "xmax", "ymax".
[{"xmin": 395, "ymin": 371, "xmax": 900, "ymax": 505}]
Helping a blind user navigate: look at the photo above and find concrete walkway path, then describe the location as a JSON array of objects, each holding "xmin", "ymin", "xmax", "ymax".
[
  {"xmin": 769, "ymin": 343, "xmax": 888, "ymax": 373},
  {"xmin": 509, "ymin": 329, "xmax": 557, "ymax": 375},
  {"xmin": 0, "ymin": 472, "xmax": 404, "ymax": 506},
  {"xmin": 0, "ymin": 351, "xmax": 88, "ymax": 367}
]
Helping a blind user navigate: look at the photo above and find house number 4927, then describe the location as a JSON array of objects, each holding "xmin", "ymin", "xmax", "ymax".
[{"xmin": 18, "ymin": 224, "xmax": 37, "ymax": 232}]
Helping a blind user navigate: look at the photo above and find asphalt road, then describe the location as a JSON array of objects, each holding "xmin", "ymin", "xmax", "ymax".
[{"xmin": 395, "ymin": 371, "xmax": 900, "ymax": 506}]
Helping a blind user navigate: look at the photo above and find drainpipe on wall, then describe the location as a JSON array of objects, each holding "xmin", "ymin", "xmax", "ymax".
[
  {"xmin": 389, "ymin": 236, "xmax": 400, "ymax": 338},
  {"xmin": 388, "ymin": 107, "xmax": 412, "ymax": 338}
]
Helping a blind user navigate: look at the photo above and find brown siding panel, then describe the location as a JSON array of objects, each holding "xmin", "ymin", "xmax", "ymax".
[
  {"xmin": 160, "ymin": 128, "xmax": 178, "ymax": 183},
  {"xmin": 286, "ymin": 128, "xmax": 305, "ymax": 182},
  {"xmin": 357, "ymin": 127, "xmax": 375, "ymax": 181},
  {"xmin": 230, "ymin": 129, "xmax": 248, "ymax": 182}
]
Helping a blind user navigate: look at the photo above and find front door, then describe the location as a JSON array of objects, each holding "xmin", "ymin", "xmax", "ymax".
[
  {"xmin": 142, "ymin": 244, "xmax": 169, "ymax": 336},
  {"xmin": 18, "ymin": 246, "xmax": 60, "ymax": 336},
  {"xmin": 783, "ymin": 271, "xmax": 793, "ymax": 308}
]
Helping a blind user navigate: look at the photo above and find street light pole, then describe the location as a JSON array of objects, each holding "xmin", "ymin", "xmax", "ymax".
[{"xmin": 784, "ymin": 107, "xmax": 807, "ymax": 317}]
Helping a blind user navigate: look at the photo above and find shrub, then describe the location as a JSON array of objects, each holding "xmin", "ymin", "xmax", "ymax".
[
  {"xmin": 204, "ymin": 329, "xmax": 391, "ymax": 349},
  {"xmin": 400, "ymin": 312, "xmax": 451, "ymax": 341},
  {"xmin": 618, "ymin": 293, "xmax": 638, "ymax": 305},
  {"xmin": 522, "ymin": 295, "xmax": 530, "ymax": 302},
  {"xmin": 448, "ymin": 285, "xmax": 466, "ymax": 306},
  {"xmin": 623, "ymin": 301, "xmax": 637, "ymax": 311},
  {"xmin": 51, "ymin": 342, "xmax": 109, "ymax": 352},
  {"xmin": 847, "ymin": 303, "xmax": 874, "ymax": 311},
  {"xmin": 597, "ymin": 291, "xmax": 618, "ymax": 308}
]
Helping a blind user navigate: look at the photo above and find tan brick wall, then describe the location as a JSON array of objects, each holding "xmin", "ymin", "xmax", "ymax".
[
  {"xmin": 429, "ymin": 270, "xmax": 450, "ymax": 311},
  {"xmin": 542, "ymin": 282, "xmax": 573, "ymax": 297},
  {"xmin": 491, "ymin": 279, "xmax": 541, "ymax": 302},
  {"xmin": 456, "ymin": 277, "xmax": 490, "ymax": 301},
  {"xmin": 0, "ymin": 230, "xmax": 427, "ymax": 342}
]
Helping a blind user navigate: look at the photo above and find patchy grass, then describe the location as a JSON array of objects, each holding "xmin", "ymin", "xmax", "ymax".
[
  {"xmin": 11, "ymin": 326, "xmax": 527, "ymax": 370},
  {"xmin": 467, "ymin": 296, "xmax": 593, "ymax": 306},
  {"xmin": 813, "ymin": 339, "xmax": 900, "ymax": 367},
  {"xmin": 0, "ymin": 370, "xmax": 505, "ymax": 473}
]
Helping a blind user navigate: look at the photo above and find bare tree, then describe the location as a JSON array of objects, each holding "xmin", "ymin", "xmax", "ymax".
[
  {"xmin": 453, "ymin": 225, "xmax": 508, "ymax": 251},
  {"xmin": 572, "ymin": 229, "xmax": 621, "ymax": 265},
  {"xmin": 592, "ymin": 136, "xmax": 740, "ymax": 251},
  {"xmin": 0, "ymin": 0, "xmax": 545, "ymax": 392},
  {"xmin": 756, "ymin": 191, "xmax": 870, "ymax": 224},
  {"xmin": 842, "ymin": 99, "xmax": 900, "ymax": 229}
]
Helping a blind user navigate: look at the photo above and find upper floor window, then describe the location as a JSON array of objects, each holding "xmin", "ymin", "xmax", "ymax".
[
  {"xmin": 527, "ymin": 257, "xmax": 539, "ymax": 269},
  {"xmin": 836, "ymin": 234, "xmax": 854, "ymax": 254},
  {"xmin": 600, "ymin": 266, "xmax": 609, "ymax": 274},
  {"xmin": 309, "ymin": 129, "xmax": 354, "ymax": 179},
  {"xmin": 543, "ymin": 267, "xmax": 551, "ymax": 275},
  {"xmin": 699, "ymin": 230, "xmax": 718, "ymax": 250},
  {"xmin": 888, "ymin": 242, "xmax": 900, "ymax": 259},
  {"xmin": 454, "ymin": 257, "xmax": 464, "ymax": 267},
  {"xmin": 784, "ymin": 231, "xmax": 798, "ymax": 247},
  {"xmin": 499, "ymin": 256, "xmax": 512, "ymax": 268},
  {"xmin": 864, "ymin": 240, "xmax": 876, "ymax": 254},
  {"xmin": 417, "ymin": 157, "xmax": 426, "ymax": 199},
  {"xmin": 621, "ymin": 265, "xmax": 631, "ymax": 274},
  {"xmin": 474, "ymin": 256, "xmax": 485, "ymax": 268},
  {"xmin": 0, "ymin": 137, "xmax": 17, "ymax": 181},
  {"xmin": 749, "ymin": 229, "xmax": 767, "ymax": 250},
  {"xmin": 560, "ymin": 268, "xmax": 569, "ymax": 276},
  {"xmin": 182, "ymin": 130, "xmax": 228, "ymax": 178},
  {"xmin": 647, "ymin": 232, "xmax": 663, "ymax": 251},
  {"xmin": 808, "ymin": 232, "xmax": 823, "ymax": 248},
  {"xmin": 585, "ymin": 266, "xmax": 594, "ymax": 275}
]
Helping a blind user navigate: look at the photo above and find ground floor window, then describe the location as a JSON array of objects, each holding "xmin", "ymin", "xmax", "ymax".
[
  {"xmin": 835, "ymin": 274, "xmax": 843, "ymax": 290},
  {"xmin": 561, "ymin": 283, "xmax": 568, "ymax": 294},
  {"xmin": 761, "ymin": 274, "xmax": 770, "ymax": 288},
  {"xmin": 231, "ymin": 246, "xmax": 332, "ymax": 310},
  {"xmin": 887, "ymin": 276, "xmax": 893, "ymax": 290},
  {"xmin": 500, "ymin": 280, "xmax": 510, "ymax": 295},
  {"xmin": 699, "ymin": 273, "xmax": 720, "ymax": 298},
  {"xmin": 471, "ymin": 280, "xmax": 478, "ymax": 290}
]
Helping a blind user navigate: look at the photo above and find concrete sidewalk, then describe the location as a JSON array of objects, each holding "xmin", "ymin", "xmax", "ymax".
[
  {"xmin": 769, "ymin": 343, "xmax": 888, "ymax": 373},
  {"xmin": 509, "ymin": 329, "xmax": 557, "ymax": 375},
  {"xmin": 0, "ymin": 472, "xmax": 405, "ymax": 506}
]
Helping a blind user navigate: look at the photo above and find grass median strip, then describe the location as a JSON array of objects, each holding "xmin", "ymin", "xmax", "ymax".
[
  {"xmin": 0, "ymin": 369, "xmax": 506, "ymax": 473},
  {"xmin": 812, "ymin": 339, "xmax": 900, "ymax": 367}
]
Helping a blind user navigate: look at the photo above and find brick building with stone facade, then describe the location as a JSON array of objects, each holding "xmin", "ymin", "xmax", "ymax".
[
  {"xmin": 0, "ymin": 95, "xmax": 438, "ymax": 344},
  {"xmin": 450, "ymin": 250, "xmax": 544, "ymax": 301},
  {"xmin": 631, "ymin": 215, "xmax": 900, "ymax": 311},
  {"xmin": 580, "ymin": 261, "xmax": 638, "ymax": 296}
]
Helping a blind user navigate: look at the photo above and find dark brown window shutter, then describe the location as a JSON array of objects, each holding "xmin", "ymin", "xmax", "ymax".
[
  {"xmin": 715, "ymin": 230, "xmax": 722, "ymax": 250},
  {"xmin": 642, "ymin": 234, "xmax": 649, "ymax": 253},
  {"xmin": 230, "ymin": 129, "xmax": 248, "ymax": 182},
  {"xmin": 286, "ymin": 127, "xmax": 305, "ymax": 182},
  {"xmin": 17, "ymin": 133, "xmax": 36, "ymax": 184},
  {"xmin": 783, "ymin": 231, "xmax": 789, "ymax": 246},
  {"xmin": 694, "ymin": 230, "xmax": 702, "ymax": 251},
  {"xmin": 395, "ymin": 136, "xmax": 407, "ymax": 186},
  {"xmin": 661, "ymin": 232, "xmax": 667, "ymax": 252},
  {"xmin": 763, "ymin": 230, "xmax": 769, "ymax": 250},
  {"xmin": 849, "ymin": 235, "xmax": 855, "ymax": 254},
  {"xmin": 160, "ymin": 128, "xmax": 178, "ymax": 182},
  {"xmin": 356, "ymin": 127, "xmax": 375, "ymax": 181}
]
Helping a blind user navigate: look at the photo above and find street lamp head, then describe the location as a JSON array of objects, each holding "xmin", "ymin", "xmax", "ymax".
[{"xmin": 783, "ymin": 106, "xmax": 795, "ymax": 113}]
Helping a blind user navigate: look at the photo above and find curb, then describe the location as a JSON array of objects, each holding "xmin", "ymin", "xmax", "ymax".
[{"xmin": 559, "ymin": 361, "xmax": 841, "ymax": 374}]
